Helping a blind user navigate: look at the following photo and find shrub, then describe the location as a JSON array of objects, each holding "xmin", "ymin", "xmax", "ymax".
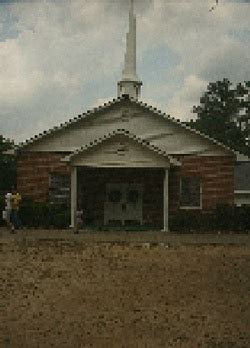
[
  {"xmin": 214, "ymin": 204, "xmax": 234, "ymax": 231},
  {"xmin": 169, "ymin": 211, "xmax": 213, "ymax": 232},
  {"xmin": 232, "ymin": 205, "xmax": 250, "ymax": 231},
  {"xmin": 19, "ymin": 198, "xmax": 70, "ymax": 229},
  {"xmin": 169, "ymin": 205, "xmax": 250, "ymax": 233}
]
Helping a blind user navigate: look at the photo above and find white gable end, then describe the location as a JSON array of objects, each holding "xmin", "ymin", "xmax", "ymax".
[
  {"xmin": 21, "ymin": 99, "xmax": 232, "ymax": 156},
  {"xmin": 66, "ymin": 134, "xmax": 170, "ymax": 168}
]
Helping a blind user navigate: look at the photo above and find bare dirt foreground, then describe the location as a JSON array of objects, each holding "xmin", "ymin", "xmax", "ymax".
[{"xmin": 0, "ymin": 236, "xmax": 249, "ymax": 348}]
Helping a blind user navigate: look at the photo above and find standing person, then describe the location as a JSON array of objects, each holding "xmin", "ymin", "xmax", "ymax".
[
  {"xmin": 11, "ymin": 188, "xmax": 22, "ymax": 231},
  {"xmin": 4, "ymin": 191, "xmax": 14, "ymax": 231},
  {"xmin": 75, "ymin": 208, "xmax": 83, "ymax": 233}
]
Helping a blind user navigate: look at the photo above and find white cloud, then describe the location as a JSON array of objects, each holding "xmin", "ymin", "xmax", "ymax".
[
  {"xmin": 91, "ymin": 97, "xmax": 114, "ymax": 108},
  {"xmin": 167, "ymin": 75, "xmax": 208, "ymax": 120},
  {"xmin": 0, "ymin": 37, "xmax": 45, "ymax": 103},
  {"xmin": 0, "ymin": 0, "xmax": 125, "ymax": 104},
  {"xmin": 0, "ymin": 0, "xmax": 127, "ymax": 141},
  {"xmin": 0, "ymin": 0, "xmax": 249, "ymax": 142},
  {"xmin": 138, "ymin": 0, "xmax": 250, "ymax": 120}
]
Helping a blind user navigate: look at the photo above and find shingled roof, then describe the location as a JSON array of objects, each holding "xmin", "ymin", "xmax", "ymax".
[{"xmin": 13, "ymin": 95, "xmax": 235, "ymax": 154}]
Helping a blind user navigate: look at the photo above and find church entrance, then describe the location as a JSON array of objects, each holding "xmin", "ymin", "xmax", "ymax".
[
  {"xmin": 73, "ymin": 167, "xmax": 166, "ymax": 230},
  {"xmin": 104, "ymin": 183, "xmax": 143, "ymax": 226}
]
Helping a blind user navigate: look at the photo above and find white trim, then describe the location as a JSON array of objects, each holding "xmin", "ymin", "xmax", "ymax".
[
  {"xmin": 236, "ymin": 153, "xmax": 250, "ymax": 162},
  {"xmin": 163, "ymin": 169, "xmax": 169, "ymax": 232},
  {"xmin": 70, "ymin": 167, "xmax": 77, "ymax": 228},
  {"xmin": 234, "ymin": 190, "xmax": 250, "ymax": 194}
]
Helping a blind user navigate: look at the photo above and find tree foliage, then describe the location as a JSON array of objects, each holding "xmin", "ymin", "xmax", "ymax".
[
  {"xmin": 0, "ymin": 135, "xmax": 16, "ymax": 192},
  {"xmin": 188, "ymin": 78, "xmax": 250, "ymax": 156}
]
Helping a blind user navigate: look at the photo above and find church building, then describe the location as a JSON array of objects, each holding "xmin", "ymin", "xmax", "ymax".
[{"xmin": 14, "ymin": 1, "xmax": 235, "ymax": 231}]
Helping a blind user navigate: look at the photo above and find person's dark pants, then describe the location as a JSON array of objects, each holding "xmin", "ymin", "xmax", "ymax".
[{"xmin": 10, "ymin": 210, "xmax": 21, "ymax": 229}]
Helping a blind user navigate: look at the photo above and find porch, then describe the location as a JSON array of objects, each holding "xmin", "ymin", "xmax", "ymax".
[{"xmin": 70, "ymin": 167, "xmax": 169, "ymax": 231}]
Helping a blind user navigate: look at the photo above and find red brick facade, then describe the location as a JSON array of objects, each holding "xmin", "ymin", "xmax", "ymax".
[
  {"xmin": 17, "ymin": 151, "xmax": 235, "ymax": 226},
  {"xmin": 172, "ymin": 155, "xmax": 235, "ymax": 211},
  {"xmin": 17, "ymin": 152, "xmax": 70, "ymax": 202}
]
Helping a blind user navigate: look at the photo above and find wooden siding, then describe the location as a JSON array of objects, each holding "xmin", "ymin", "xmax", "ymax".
[
  {"xmin": 71, "ymin": 135, "xmax": 170, "ymax": 168},
  {"xmin": 23, "ymin": 101, "xmax": 231, "ymax": 156}
]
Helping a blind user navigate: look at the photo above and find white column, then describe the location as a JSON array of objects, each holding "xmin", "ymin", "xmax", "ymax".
[
  {"xmin": 70, "ymin": 166, "xmax": 77, "ymax": 228},
  {"xmin": 163, "ymin": 168, "xmax": 169, "ymax": 232}
]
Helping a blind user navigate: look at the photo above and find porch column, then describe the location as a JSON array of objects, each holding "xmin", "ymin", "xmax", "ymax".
[
  {"xmin": 71, "ymin": 166, "xmax": 77, "ymax": 228},
  {"xmin": 163, "ymin": 168, "xmax": 169, "ymax": 232}
]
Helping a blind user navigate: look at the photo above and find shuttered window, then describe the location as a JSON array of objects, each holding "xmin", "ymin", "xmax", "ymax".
[{"xmin": 49, "ymin": 173, "xmax": 70, "ymax": 205}]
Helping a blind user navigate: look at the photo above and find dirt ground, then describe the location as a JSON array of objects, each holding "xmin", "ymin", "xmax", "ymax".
[{"xmin": 0, "ymin": 237, "xmax": 249, "ymax": 347}]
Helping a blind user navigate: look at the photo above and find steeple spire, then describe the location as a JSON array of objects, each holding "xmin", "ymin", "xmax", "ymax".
[{"xmin": 117, "ymin": 0, "xmax": 142, "ymax": 100}]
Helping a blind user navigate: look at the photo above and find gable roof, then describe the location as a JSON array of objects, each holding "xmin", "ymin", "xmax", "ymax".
[
  {"xmin": 13, "ymin": 94, "xmax": 235, "ymax": 155},
  {"xmin": 62, "ymin": 128, "xmax": 181, "ymax": 167}
]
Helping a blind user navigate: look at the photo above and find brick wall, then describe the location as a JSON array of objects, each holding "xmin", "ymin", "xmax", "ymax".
[
  {"xmin": 17, "ymin": 152, "xmax": 70, "ymax": 202},
  {"xmin": 17, "ymin": 151, "xmax": 235, "ymax": 226},
  {"xmin": 171, "ymin": 155, "xmax": 235, "ymax": 212}
]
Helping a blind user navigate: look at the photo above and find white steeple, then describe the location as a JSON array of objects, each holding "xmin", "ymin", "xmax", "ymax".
[{"xmin": 117, "ymin": 0, "xmax": 142, "ymax": 100}]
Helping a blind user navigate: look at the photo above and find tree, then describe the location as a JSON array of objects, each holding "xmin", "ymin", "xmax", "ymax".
[
  {"xmin": 188, "ymin": 78, "xmax": 250, "ymax": 156},
  {"xmin": 0, "ymin": 135, "xmax": 16, "ymax": 192}
]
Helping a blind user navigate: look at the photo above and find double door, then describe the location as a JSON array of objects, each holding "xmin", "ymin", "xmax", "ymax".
[{"xmin": 104, "ymin": 183, "xmax": 143, "ymax": 226}]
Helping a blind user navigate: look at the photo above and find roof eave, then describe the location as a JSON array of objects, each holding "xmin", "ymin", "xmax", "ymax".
[{"xmin": 15, "ymin": 95, "xmax": 239, "ymax": 156}]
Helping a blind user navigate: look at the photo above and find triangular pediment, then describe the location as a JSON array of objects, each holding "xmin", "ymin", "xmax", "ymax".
[{"xmin": 62, "ymin": 129, "xmax": 180, "ymax": 168}]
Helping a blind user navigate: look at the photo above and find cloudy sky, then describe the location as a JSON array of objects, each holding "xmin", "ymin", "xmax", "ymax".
[{"xmin": 0, "ymin": 0, "xmax": 249, "ymax": 143}]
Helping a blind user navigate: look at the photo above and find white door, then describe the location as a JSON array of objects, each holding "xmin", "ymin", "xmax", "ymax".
[{"xmin": 104, "ymin": 183, "xmax": 142, "ymax": 226}]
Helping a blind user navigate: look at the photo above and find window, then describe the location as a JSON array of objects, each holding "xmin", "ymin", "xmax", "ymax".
[
  {"xmin": 180, "ymin": 177, "xmax": 202, "ymax": 208},
  {"xmin": 49, "ymin": 173, "xmax": 70, "ymax": 205}
]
